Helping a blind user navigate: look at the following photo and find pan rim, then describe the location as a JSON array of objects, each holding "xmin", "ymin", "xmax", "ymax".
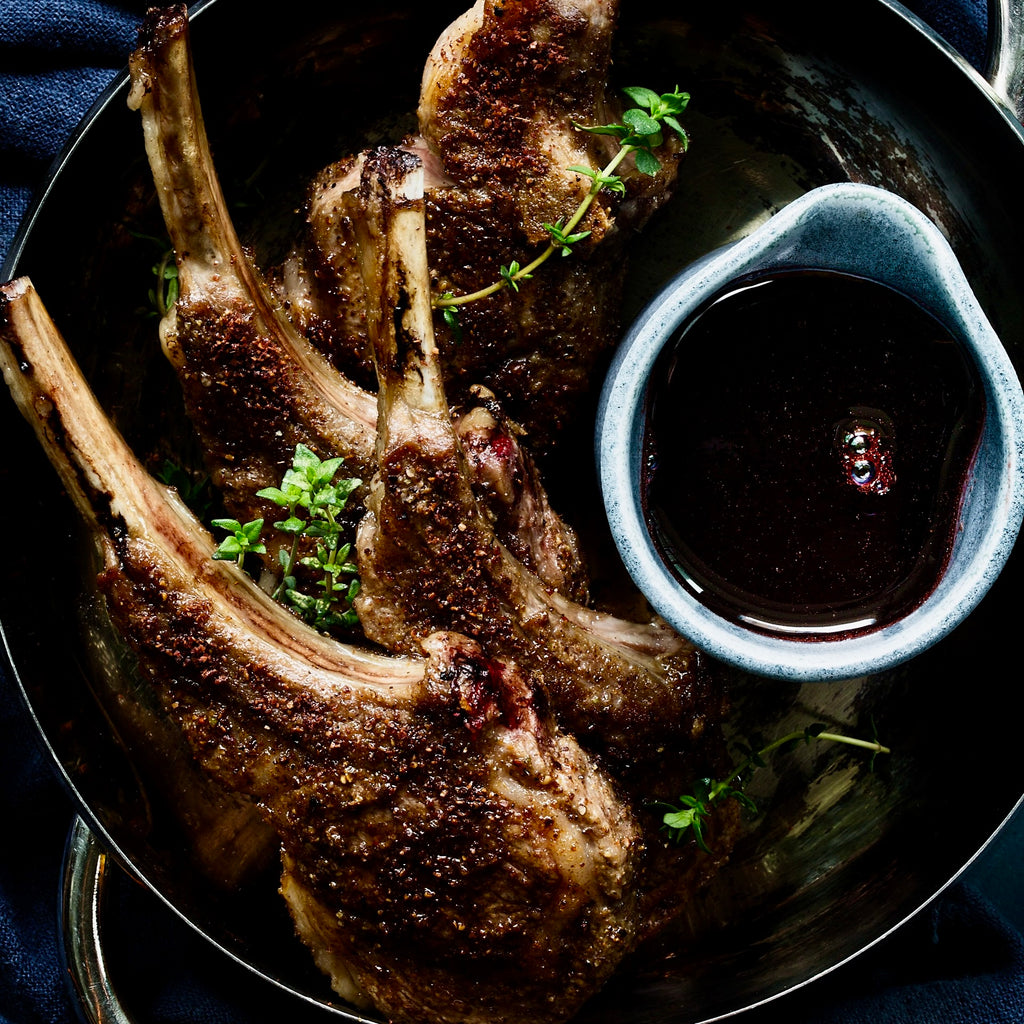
[{"xmin": 4, "ymin": 1, "xmax": 1024, "ymax": 1021}]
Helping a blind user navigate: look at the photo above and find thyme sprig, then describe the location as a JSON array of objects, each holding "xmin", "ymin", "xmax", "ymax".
[
  {"xmin": 433, "ymin": 85, "xmax": 689, "ymax": 317},
  {"xmin": 211, "ymin": 516, "xmax": 266, "ymax": 567},
  {"xmin": 150, "ymin": 247, "xmax": 179, "ymax": 316},
  {"xmin": 213, "ymin": 445, "xmax": 362, "ymax": 632},
  {"xmin": 659, "ymin": 723, "xmax": 891, "ymax": 852},
  {"xmin": 130, "ymin": 231, "xmax": 179, "ymax": 318}
]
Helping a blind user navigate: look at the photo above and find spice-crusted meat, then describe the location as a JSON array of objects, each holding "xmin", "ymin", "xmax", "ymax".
[
  {"xmin": 419, "ymin": 0, "xmax": 623, "ymax": 242},
  {"xmin": 352, "ymin": 147, "xmax": 726, "ymax": 797},
  {"xmin": 129, "ymin": 6, "xmax": 588, "ymax": 600},
  {"xmin": 0, "ymin": 276, "xmax": 644, "ymax": 1024},
  {"xmin": 273, "ymin": 0, "xmax": 684, "ymax": 453},
  {"xmin": 452, "ymin": 385, "xmax": 590, "ymax": 603}
]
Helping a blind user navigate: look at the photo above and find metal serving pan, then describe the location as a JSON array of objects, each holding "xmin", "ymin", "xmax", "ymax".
[{"xmin": 3, "ymin": 0, "xmax": 1024, "ymax": 1020}]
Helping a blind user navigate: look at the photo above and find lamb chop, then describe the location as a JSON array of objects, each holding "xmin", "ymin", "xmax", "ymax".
[
  {"xmin": 127, "ymin": 6, "xmax": 377, "ymax": 512},
  {"xmin": 351, "ymin": 147, "xmax": 726, "ymax": 800},
  {"xmin": 128, "ymin": 5, "xmax": 587, "ymax": 601},
  {"xmin": 0, "ymin": 7, "xmax": 735, "ymax": 1018},
  {"xmin": 273, "ymin": 0, "xmax": 685, "ymax": 453},
  {"xmin": 0, "ymin": 276, "xmax": 645, "ymax": 1024}
]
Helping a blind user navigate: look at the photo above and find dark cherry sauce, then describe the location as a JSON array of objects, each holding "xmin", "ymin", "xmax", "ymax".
[{"xmin": 642, "ymin": 269, "xmax": 986, "ymax": 640}]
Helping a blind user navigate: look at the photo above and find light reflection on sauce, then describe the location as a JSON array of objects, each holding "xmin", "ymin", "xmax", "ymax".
[{"xmin": 641, "ymin": 268, "xmax": 986, "ymax": 640}]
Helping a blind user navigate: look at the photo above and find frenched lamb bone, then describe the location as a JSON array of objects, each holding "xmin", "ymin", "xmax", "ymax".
[
  {"xmin": 0, "ymin": 1, "xmax": 737, "ymax": 1021},
  {"xmin": 0, "ymin": 276, "xmax": 644, "ymax": 1024},
  {"xmin": 128, "ymin": 4, "xmax": 588, "ymax": 599}
]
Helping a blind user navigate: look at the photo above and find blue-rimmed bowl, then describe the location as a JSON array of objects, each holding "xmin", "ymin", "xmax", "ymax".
[{"xmin": 598, "ymin": 183, "xmax": 1024, "ymax": 681}]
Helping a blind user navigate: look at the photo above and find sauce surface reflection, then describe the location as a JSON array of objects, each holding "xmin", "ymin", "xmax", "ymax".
[{"xmin": 641, "ymin": 269, "xmax": 986, "ymax": 639}]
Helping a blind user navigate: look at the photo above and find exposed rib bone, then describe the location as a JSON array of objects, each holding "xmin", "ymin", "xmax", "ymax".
[
  {"xmin": 128, "ymin": 5, "xmax": 587, "ymax": 598},
  {"xmin": 351, "ymin": 148, "xmax": 725, "ymax": 780},
  {"xmin": 0, "ymin": 275, "xmax": 643, "ymax": 1024}
]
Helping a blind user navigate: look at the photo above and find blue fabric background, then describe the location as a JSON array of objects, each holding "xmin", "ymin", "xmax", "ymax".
[{"xmin": 1, "ymin": 1, "xmax": 1021, "ymax": 1022}]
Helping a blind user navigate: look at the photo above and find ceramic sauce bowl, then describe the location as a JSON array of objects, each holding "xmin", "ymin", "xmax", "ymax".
[{"xmin": 597, "ymin": 183, "xmax": 1024, "ymax": 681}]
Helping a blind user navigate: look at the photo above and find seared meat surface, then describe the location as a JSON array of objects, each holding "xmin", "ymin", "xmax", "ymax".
[
  {"xmin": 0, "ymin": 278, "xmax": 644, "ymax": 1024},
  {"xmin": 453, "ymin": 384, "xmax": 590, "ymax": 603},
  {"xmin": 129, "ymin": 6, "xmax": 587, "ymax": 600},
  {"xmin": 0, "ymin": 4, "xmax": 733, "ymax": 1023},
  {"xmin": 273, "ymin": 0, "xmax": 683, "ymax": 452}
]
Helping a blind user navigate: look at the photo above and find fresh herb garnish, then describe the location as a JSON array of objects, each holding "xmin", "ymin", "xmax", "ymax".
[
  {"xmin": 439, "ymin": 295, "xmax": 463, "ymax": 343},
  {"xmin": 150, "ymin": 247, "xmax": 179, "ymax": 317},
  {"xmin": 213, "ymin": 445, "xmax": 362, "ymax": 632},
  {"xmin": 658, "ymin": 723, "xmax": 890, "ymax": 851},
  {"xmin": 211, "ymin": 516, "xmax": 266, "ymax": 567},
  {"xmin": 433, "ymin": 85, "xmax": 689, "ymax": 318},
  {"xmin": 131, "ymin": 231, "xmax": 180, "ymax": 318}
]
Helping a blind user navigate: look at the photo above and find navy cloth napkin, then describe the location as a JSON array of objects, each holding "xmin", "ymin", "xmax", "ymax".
[{"xmin": 0, "ymin": 1, "xmax": 1020, "ymax": 1022}]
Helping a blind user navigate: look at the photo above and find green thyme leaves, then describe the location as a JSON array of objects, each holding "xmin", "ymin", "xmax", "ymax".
[
  {"xmin": 213, "ymin": 445, "xmax": 362, "ymax": 632},
  {"xmin": 658, "ymin": 723, "xmax": 890, "ymax": 851},
  {"xmin": 578, "ymin": 84, "xmax": 690, "ymax": 177},
  {"xmin": 434, "ymin": 84, "xmax": 690, "ymax": 323}
]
